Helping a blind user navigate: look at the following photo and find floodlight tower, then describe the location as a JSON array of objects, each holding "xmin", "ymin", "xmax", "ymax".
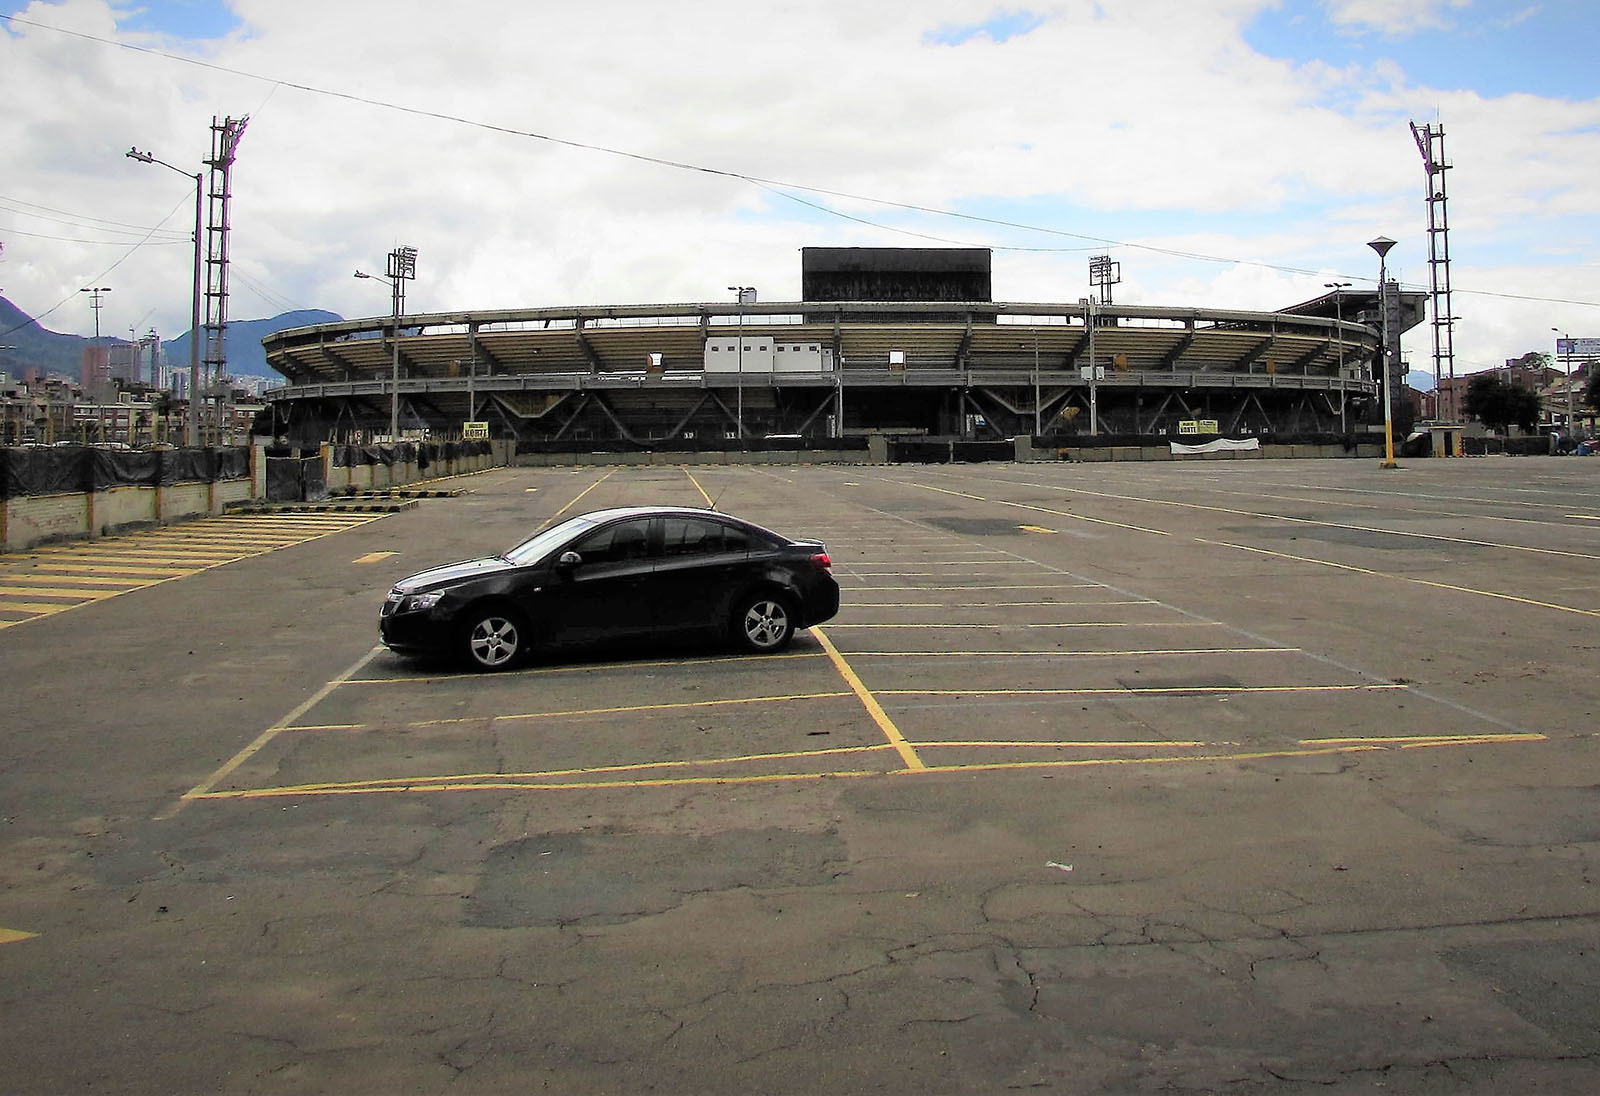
[
  {"xmin": 1088, "ymin": 255, "xmax": 1121, "ymax": 306},
  {"xmin": 1411, "ymin": 120, "xmax": 1457, "ymax": 425},
  {"xmin": 202, "ymin": 114, "xmax": 248, "ymax": 442}
]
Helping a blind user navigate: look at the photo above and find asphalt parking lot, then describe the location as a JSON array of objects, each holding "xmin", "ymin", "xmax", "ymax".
[{"xmin": 3, "ymin": 457, "xmax": 1599, "ymax": 1093}]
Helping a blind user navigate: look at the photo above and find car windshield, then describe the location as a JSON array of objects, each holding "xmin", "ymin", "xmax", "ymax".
[{"xmin": 501, "ymin": 514, "xmax": 601, "ymax": 566}]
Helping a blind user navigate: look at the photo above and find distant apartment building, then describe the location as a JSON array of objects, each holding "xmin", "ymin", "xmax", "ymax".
[{"xmin": 81, "ymin": 346, "xmax": 112, "ymax": 389}]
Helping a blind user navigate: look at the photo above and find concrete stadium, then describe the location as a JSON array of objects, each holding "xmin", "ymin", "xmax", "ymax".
[{"xmin": 261, "ymin": 248, "xmax": 1423, "ymax": 447}]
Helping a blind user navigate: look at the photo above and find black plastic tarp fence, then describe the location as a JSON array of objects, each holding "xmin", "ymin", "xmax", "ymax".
[
  {"xmin": 264, "ymin": 450, "xmax": 327, "ymax": 502},
  {"xmin": 329, "ymin": 440, "xmax": 491, "ymax": 467},
  {"xmin": 0, "ymin": 446, "xmax": 250, "ymax": 501},
  {"xmin": 890, "ymin": 439, "xmax": 1015, "ymax": 463}
]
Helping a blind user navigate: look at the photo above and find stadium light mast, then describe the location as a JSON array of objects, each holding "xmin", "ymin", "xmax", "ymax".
[
  {"xmin": 1325, "ymin": 282, "xmax": 1351, "ymax": 432},
  {"xmin": 1368, "ymin": 236, "xmax": 1398, "ymax": 469},
  {"xmin": 356, "ymin": 245, "xmax": 417, "ymax": 442}
]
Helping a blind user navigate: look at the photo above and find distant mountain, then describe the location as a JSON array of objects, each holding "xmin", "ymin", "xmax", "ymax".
[
  {"xmin": 0, "ymin": 296, "xmax": 340, "ymax": 382},
  {"xmin": 166, "ymin": 310, "xmax": 341, "ymax": 379},
  {"xmin": 1407, "ymin": 370, "xmax": 1436, "ymax": 392}
]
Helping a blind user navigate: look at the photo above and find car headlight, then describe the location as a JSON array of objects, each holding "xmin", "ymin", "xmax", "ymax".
[{"xmin": 404, "ymin": 591, "xmax": 445, "ymax": 612}]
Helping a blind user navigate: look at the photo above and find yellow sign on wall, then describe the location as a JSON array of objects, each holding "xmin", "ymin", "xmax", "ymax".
[{"xmin": 462, "ymin": 421, "xmax": 489, "ymax": 440}]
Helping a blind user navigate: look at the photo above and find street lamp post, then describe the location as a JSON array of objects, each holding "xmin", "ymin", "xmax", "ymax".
[
  {"xmin": 727, "ymin": 286, "xmax": 755, "ymax": 446},
  {"xmin": 1325, "ymin": 281, "xmax": 1352, "ymax": 432},
  {"xmin": 126, "ymin": 147, "xmax": 203, "ymax": 446},
  {"xmin": 356, "ymin": 246, "xmax": 417, "ymax": 443},
  {"xmin": 1552, "ymin": 328, "xmax": 1575, "ymax": 431},
  {"xmin": 1367, "ymin": 237, "xmax": 1398, "ymax": 469}
]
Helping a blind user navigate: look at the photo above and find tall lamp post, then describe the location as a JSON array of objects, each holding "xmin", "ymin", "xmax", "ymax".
[
  {"xmin": 1367, "ymin": 237, "xmax": 1398, "ymax": 469},
  {"xmin": 126, "ymin": 147, "xmax": 203, "ymax": 446},
  {"xmin": 1325, "ymin": 281, "xmax": 1352, "ymax": 432},
  {"xmin": 727, "ymin": 285, "xmax": 755, "ymax": 446},
  {"xmin": 356, "ymin": 245, "xmax": 417, "ymax": 442},
  {"xmin": 1552, "ymin": 328, "xmax": 1575, "ymax": 431}
]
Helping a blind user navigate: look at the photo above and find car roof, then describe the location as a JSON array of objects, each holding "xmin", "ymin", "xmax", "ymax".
[
  {"xmin": 576, "ymin": 505, "xmax": 749, "ymax": 523},
  {"xmin": 572, "ymin": 506, "xmax": 787, "ymax": 539}
]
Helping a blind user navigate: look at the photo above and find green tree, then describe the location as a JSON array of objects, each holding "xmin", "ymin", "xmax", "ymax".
[
  {"xmin": 1585, "ymin": 367, "xmax": 1600, "ymax": 414},
  {"xmin": 1464, "ymin": 373, "xmax": 1542, "ymax": 434}
]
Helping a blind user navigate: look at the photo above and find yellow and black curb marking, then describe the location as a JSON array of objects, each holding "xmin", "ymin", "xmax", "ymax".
[{"xmin": 0, "ymin": 511, "xmax": 389, "ymax": 630}]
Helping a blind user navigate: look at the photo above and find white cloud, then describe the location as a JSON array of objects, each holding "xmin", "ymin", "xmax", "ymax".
[
  {"xmin": 0, "ymin": 0, "xmax": 1595, "ymax": 383},
  {"xmin": 1320, "ymin": 0, "xmax": 1471, "ymax": 35}
]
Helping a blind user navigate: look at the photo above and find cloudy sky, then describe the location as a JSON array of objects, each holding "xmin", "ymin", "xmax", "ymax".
[{"xmin": 2, "ymin": 0, "xmax": 1597, "ymax": 380}]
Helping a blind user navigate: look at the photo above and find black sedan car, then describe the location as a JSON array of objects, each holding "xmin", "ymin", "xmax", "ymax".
[{"xmin": 380, "ymin": 506, "xmax": 840, "ymax": 670}]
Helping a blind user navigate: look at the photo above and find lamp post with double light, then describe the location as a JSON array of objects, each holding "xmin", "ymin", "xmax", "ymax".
[
  {"xmin": 727, "ymin": 285, "xmax": 755, "ymax": 447},
  {"xmin": 1552, "ymin": 328, "xmax": 1575, "ymax": 431},
  {"xmin": 1367, "ymin": 237, "xmax": 1398, "ymax": 469},
  {"xmin": 126, "ymin": 147, "xmax": 203, "ymax": 446}
]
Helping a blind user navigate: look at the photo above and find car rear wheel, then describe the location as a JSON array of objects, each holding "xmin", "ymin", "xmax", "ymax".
[
  {"xmin": 460, "ymin": 606, "xmax": 528, "ymax": 671},
  {"xmin": 734, "ymin": 592, "xmax": 795, "ymax": 653}
]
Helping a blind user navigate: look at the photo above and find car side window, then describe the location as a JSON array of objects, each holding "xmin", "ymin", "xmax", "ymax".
[
  {"xmin": 661, "ymin": 517, "xmax": 723, "ymax": 557},
  {"xmin": 570, "ymin": 518, "xmax": 652, "ymax": 565}
]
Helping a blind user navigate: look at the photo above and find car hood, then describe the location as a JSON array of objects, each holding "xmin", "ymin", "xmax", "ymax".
[{"xmin": 393, "ymin": 555, "xmax": 515, "ymax": 593}]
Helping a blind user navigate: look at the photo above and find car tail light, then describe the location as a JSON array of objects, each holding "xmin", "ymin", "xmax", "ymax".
[{"xmin": 810, "ymin": 552, "xmax": 832, "ymax": 571}]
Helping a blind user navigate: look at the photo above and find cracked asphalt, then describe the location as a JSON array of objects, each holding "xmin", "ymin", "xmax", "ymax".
[{"xmin": 2, "ymin": 457, "xmax": 1599, "ymax": 1094}]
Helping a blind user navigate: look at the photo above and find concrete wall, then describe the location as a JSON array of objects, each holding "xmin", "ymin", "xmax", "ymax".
[
  {"xmin": 1016, "ymin": 438, "xmax": 1386, "ymax": 462},
  {"xmin": 515, "ymin": 449, "xmax": 878, "ymax": 468},
  {"xmin": 323, "ymin": 444, "xmax": 500, "ymax": 492},
  {"xmin": 1, "ymin": 441, "xmax": 505, "ymax": 552},
  {"xmin": 2, "ymin": 478, "xmax": 233, "ymax": 553}
]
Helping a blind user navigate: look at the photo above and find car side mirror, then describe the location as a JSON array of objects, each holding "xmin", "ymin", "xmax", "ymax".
[{"xmin": 556, "ymin": 550, "xmax": 582, "ymax": 570}]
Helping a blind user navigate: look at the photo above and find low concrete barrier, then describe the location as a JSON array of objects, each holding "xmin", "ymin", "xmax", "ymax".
[{"xmin": 2, "ymin": 443, "xmax": 500, "ymax": 552}]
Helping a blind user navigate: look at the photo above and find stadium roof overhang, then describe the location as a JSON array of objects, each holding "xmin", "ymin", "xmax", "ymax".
[{"xmin": 262, "ymin": 299, "xmax": 1381, "ymax": 394}]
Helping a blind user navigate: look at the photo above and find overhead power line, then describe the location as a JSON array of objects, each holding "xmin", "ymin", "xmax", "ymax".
[{"xmin": 4, "ymin": 12, "xmax": 1598, "ymax": 309}]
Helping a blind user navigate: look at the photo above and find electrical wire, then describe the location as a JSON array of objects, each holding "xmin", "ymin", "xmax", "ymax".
[
  {"xmin": 4, "ymin": 11, "xmax": 1597, "ymax": 309},
  {"xmin": 1, "ymin": 190, "xmax": 191, "ymax": 338}
]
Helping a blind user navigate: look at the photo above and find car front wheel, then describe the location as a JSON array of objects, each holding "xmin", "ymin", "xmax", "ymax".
[
  {"xmin": 734, "ymin": 592, "xmax": 795, "ymax": 653},
  {"xmin": 461, "ymin": 607, "xmax": 528, "ymax": 671}
]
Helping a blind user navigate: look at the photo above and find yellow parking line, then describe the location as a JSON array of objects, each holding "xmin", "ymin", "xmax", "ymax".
[
  {"xmin": 288, "ymin": 691, "xmax": 853, "ymax": 731},
  {"xmin": 909, "ymin": 481, "xmax": 1171, "ymax": 536},
  {"xmin": 343, "ymin": 650, "xmax": 828, "ymax": 685},
  {"xmin": 917, "ymin": 739, "xmax": 1208, "ymax": 749},
  {"xmin": 848, "ymin": 648, "xmax": 1299, "ymax": 657},
  {"xmin": 193, "ymin": 769, "xmax": 890, "ymax": 800},
  {"xmin": 843, "ymin": 600, "xmax": 1154, "ymax": 609},
  {"xmin": 0, "ymin": 927, "xmax": 39, "ymax": 945},
  {"xmin": 159, "ymin": 646, "xmax": 384, "ymax": 819},
  {"xmin": 1303, "ymin": 733, "xmax": 1546, "ymax": 746},
  {"xmin": 878, "ymin": 684, "xmax": 1405, "ymax": 697},
  {"xmin": 201, "ymin": 743, "xmax": 904, "ymax": 795},
  {"xmin": 812, "ymin": 626, "xmax": 924, "ymax": 770},
  {"xmin": 848, "ymin": 585, "xmax": 1101, "ymax": 591},
  {"xmin": 353, "ymin": 552, "xmax": 398, "ymax": 564},
  {"xmin": 825, "ymin": 622, "xmax": 1216, "ymax": 629},
  {"xmin": 1199, "ymin": 538, "xmax": 1600, "ymax": 619},
  {"xmin": 0, "ymin": 573, "xmax": 148, "ymax": 586},
  {"xmin": 684, "ymin": 468, "xmax": 714, "ymax": 506},
  {"xmin": 918, "ymin": 745, "xmax": 1388, "ymax": 774},
  {"xmin": 0, "ymin": 586, "xmax": 112, "ymax": 598},
  {"xmin": 541, "ymin": 470, "xmax": 615, "ymax": 528},
  {"xmin": 0, "ymin": 600, "xmax": 75, "ymax": 615}
]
